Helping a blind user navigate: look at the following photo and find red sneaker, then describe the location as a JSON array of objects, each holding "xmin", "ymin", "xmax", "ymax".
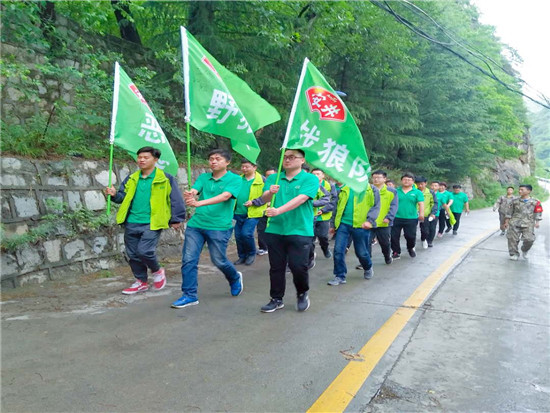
[
  {"xmin": 153, "ymin": 268, "xmax": 166, "ymax": 290},
  {"xmin": 122, "ymin": 280, "xmax": 148, "ymax": 295}
]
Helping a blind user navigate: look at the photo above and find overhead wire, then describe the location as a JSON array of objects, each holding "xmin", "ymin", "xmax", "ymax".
[
  {"xmin": 369, "ymin": 0, "xmax": 550, "ymax": 110},
  {"xmin": 399, "ymin": 0, "xmax": 546, "ymax": 103}
]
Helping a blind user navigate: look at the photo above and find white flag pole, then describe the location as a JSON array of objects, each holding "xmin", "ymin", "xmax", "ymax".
[
  {"xmin": 180, "ymin": 26, "xmax": 192, "ymax": 188},
  {"xmin": 270, "ymin": 57, "xmax": 310, "ymax": 214},
  {"xmin": 106, "ymin": 61, "xmax": 121, "ymax": 215}
]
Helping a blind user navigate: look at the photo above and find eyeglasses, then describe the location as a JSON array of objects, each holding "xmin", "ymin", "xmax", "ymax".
[{"xmin": 283, "ymin": 155, "xmax": 304, "ymax": 161}]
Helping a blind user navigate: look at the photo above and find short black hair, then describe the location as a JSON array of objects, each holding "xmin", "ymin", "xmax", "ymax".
[
  {"xmin": 265, "ymin": 166, "xmax": 276, "ymax": 173},
  {"xmin": 285, "ymin": 148, "xmax": 305, "ymax": 158},
  {"xmin": 431, "ymin": 181, "xmax": 440, "ymax": 184},
  {"xmin": 415, "ymin": 176, "xmax": 427, "ymax": 183},
  {"xmin": 452, "ymin": 184, "xmax": 461, "ymax": 189},
  {"xmin": 386, "ymin": 179, "xmax": 395, "ymax": 184},
  {"xmin": 439, "ymin": 181, "xmax": 447, "ymax": 188},
  {"xmin": 208, "ymin": 148, "xmax": 231, "ymax": 162},
  {"xmin": 137, "ymin": 146, "xmax": 161, "ymax": 159},
  {"xmin": 372, "ymin": 170, "xmax": 387, "ymax": 177},
  {"xmin": 311, "ymin": 168, "xmax": 324, "ymax": 173},
  {"xmin": 519, "ymin": 184, "xmax": 533, "ymax": 191},
  {"xmin": 507, "ymin": 186, "xmax": 514, "ymax": 190},
  {"xmin": 241, "ymin": 158, "xmax": 256, "ymax": 166},
  {"xmin": 401, "ymin": 172, "xmax": 415, "ymax": 180}
]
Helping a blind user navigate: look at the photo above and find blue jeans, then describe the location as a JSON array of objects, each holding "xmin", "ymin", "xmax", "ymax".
[
  {"xmin": 234, "ymin": 214, "xmax": 259, "ymax": 259},
  {"xmin": 180, "ymin": 226, "xmax": 239, "ymax": 299},
  {"xmin": 333, "ymin": 223, "xmax": 373, "ymax": 278}
]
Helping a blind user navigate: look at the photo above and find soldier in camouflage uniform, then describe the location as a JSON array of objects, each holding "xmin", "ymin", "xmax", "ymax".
[
  {"xmin": 504, "ymin": 184, "xmax": 543, "ymax": 260},
  {"xmin": 493, "ymin": 186, "xmax": 515, "ymax": 235}
]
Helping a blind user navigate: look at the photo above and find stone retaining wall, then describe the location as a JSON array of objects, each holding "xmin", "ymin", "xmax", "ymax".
[{"xmin": 1, "ymin": 156, "xmax": 206, "ymax": 288}]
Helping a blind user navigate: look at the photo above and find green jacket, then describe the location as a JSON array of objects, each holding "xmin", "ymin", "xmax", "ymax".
[
  {"xmin": 246, "ymin": 171, "xmax": 267, "ymax": 218},
  {"xmin": 375, "ymin": 184, "xmax": 398, "ymax": 228},
  {"xmin": 114, "ymin": 168, "xmax": 186, "ymax": 230},
  {"xmin": 314, "ymin": 180, "xmax": 335, "ymax": 221},
  {"xmin": 334, "ymin": 185, "xmax": 381, "ymax": 229},
  {"xmin": 419, "ymin": 188, "xmax": 439, "ymax": 217}
]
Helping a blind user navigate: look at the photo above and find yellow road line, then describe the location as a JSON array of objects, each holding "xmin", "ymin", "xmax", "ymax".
[{"xmin": 307, "ymin": 228, "xmax": 496, "ymax": 413}]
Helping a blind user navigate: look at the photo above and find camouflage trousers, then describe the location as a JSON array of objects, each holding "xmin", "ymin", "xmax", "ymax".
[
  {"xmin": 507, "ymin": 225, "xmax": 535, "ymax": 256},
  {"xmin": 498, "ymin": 212, "xmax": 507, "ymax": 231}
]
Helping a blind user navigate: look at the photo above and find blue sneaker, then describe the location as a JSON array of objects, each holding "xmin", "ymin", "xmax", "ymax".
[
  {"xmin": 171, "ymin": 296, "xmax": 199, "ymax": 309},
  {"xmin": 230, "ymin": 272, "xmax": 243, "ymax": 296}
]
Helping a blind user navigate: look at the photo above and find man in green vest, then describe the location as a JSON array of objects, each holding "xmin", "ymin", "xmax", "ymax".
[
  {"xmin": 310, "ymin": 168, "xmax": 336, "ymax": 265},
  {"xmin": 436, "ymin": 182, "xmax": 454, "ymax": 237},
  {"xmin": 450, "ymin": 184, "xmax": 470, "ymax": 235},
  {"xmin": 415, "ymin": 176, "xmax": 439, "ymax": 248},
  {"xmin": 106, "ymin": 146, "xmax": 186, "ymax": 295},
  {"xmin": 234, "ymin": 159, "xmax": 267, "ymax": 266},
  {"xmin": 259, "ymin": 149, "xmax": 319, "ymax": 313},
  {"xmin": 171, "ymin": 149, "xmax": 243, "ymax": 309},
  {"xmin": 255, "ymin": 167, "xmax": 277, "ymax": 255},
  {"xmin": 369, "ymin": 170, "xmax": 398, "ymax": 264},
  {"xmin": 391, "ymin": 173, "xmax": 424, "ymax": 259},
  {"xmin": 327, "ymin": 182, "xmax": 380, "ymax": 285}
]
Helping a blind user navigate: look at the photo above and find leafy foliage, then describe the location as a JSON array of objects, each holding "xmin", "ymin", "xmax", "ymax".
[{"xmin": 1, "ymin": 0, "xmax": 533, "ymax": 182}]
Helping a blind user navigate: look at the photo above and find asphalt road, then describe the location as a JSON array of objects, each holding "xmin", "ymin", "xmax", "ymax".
[{"xmin": 1, "ymin": 203, "xmax": 548, "ymax": 412}]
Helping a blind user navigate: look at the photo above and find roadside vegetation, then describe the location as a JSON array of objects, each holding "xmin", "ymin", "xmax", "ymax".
[{"xmin": 2, "ymin": 1, "xmax": 547, "ymax": 203}]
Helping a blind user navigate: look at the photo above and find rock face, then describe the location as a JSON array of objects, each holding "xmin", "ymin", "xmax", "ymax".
[{"xmin": 490, "ymin": 131, "xmax": 535, "ymax": 186}]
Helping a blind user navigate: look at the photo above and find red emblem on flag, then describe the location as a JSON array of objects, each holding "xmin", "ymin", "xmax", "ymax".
[
  {"xmin": 201, "ymin": 56, "xmax": 220, "ymax": 78},
  {"xmin": 534, "ymin": 201, "xmax": 543, "ymax": 213},
  {"xmin": 129, "ymin": 84, "xmax": 151, "ymax": 110},
  {"xmin": 305, "ymin": 87, "xmax": 346, "ymax": 122}
]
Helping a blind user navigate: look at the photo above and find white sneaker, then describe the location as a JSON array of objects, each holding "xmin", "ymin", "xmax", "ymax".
[
  {"xmin": 422, "ymin": 240, "xmax": 428, "ymax": 249},
  {"xmin": 152, "ymin": 268, "xmax": 166, "ymax": 290},
  {"xmin": 521, "ymin": 251, "xmax": 528, "ymax": 259},
  {"xmin": 509, "ymin": 255, "xmax": 519, "ymax": 261}
]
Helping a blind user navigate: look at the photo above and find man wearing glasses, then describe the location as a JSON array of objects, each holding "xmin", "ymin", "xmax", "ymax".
[{"xmin": 259, "ymin": 149, "xmax": 319, "ymax": 313}]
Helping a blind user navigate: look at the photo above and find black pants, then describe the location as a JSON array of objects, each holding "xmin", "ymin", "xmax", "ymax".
[
  {"xmin": 438, "ymin": 209, "xmax": 451, "ymax": 234},
  {"xmin": 310, "ymin": 220, "xmax": 330, "ymax": 261},
  {"xmin": 265, "ymin": 233, "xmax": 313, "ymax": 300},
  {"xmin": 124, "ymin": 223, "xmax": 162, "ymax": 282},
  {"xmin": 369, "ymin": 226, "xmax": 391, "ymax": 258},
  {"xmin": 452, "ymin": 212, "xmax": 462, "ymax": 231},
  {"xmin": 391, "ymin": 218, "xmax": 418, "ymax": 254},
  {"xmin": 419, "ymin": 218, "xmax": 437, "ymax": 243},
  {"xmin": 256, "ymin": 216, "xmax": 268, "ymax": 250}
]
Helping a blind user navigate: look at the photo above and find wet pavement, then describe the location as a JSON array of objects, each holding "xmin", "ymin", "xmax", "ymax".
[{"xmin": 1, "ymin": 202, "xmax": 549, "ymax": 412}]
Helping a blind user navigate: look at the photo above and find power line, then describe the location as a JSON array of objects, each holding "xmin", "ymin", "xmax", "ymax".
[{"xmin": 370, "ymin": 0, "xmax": 550, "ymax": 110}]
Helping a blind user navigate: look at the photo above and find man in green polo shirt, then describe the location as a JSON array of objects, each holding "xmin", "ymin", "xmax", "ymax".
[
  {"xmin": 259, "ymin": 149, "xmax": 319, "ymax": 313},
  {"xmin": 171, "ymin": 149, "xmax": 243, "ymax": 309},
  {"xmin": 450, "ymin": 184, "xmax": 470, "ymax": 235},
  {"xmin": 391, "ymin": 173, "xmax": 425, "ymax": 259},
  {"xmin": 106, "ymin": 146, "xmax": 186, "ymax": 295}
]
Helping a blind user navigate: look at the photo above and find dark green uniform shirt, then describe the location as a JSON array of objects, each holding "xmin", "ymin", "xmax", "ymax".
[
  {"xmin": 126, "ymin": 169, "xmax": 156, "ymax": 224},
  {"xmin": 188, "ymin": 171, "xmax": 242, "ymax": 231},
  {"xmin": 395, "ymin": 186, "xmax": 424, "ymax": 219},
  {"xmin": 264, "ymin": 170, "xmax": 319, "ymax": 236}
]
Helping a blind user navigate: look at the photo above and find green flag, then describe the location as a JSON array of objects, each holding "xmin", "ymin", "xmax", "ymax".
[
  {"xmin": 181, "ymin": 26, "xmax": 280, "ymax": 163},
  {"xmin": 109, "ymin": 62, "xmax": 179, "ymax": 176},
  {"xmin": 283, "ymin": 58, "xmax": 371, "ymax": 193}
]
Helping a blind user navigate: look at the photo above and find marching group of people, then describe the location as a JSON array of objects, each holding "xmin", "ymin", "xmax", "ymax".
[{"xmin": 106, "ymin": 146, "xmax": 542, "ymax": 314}]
